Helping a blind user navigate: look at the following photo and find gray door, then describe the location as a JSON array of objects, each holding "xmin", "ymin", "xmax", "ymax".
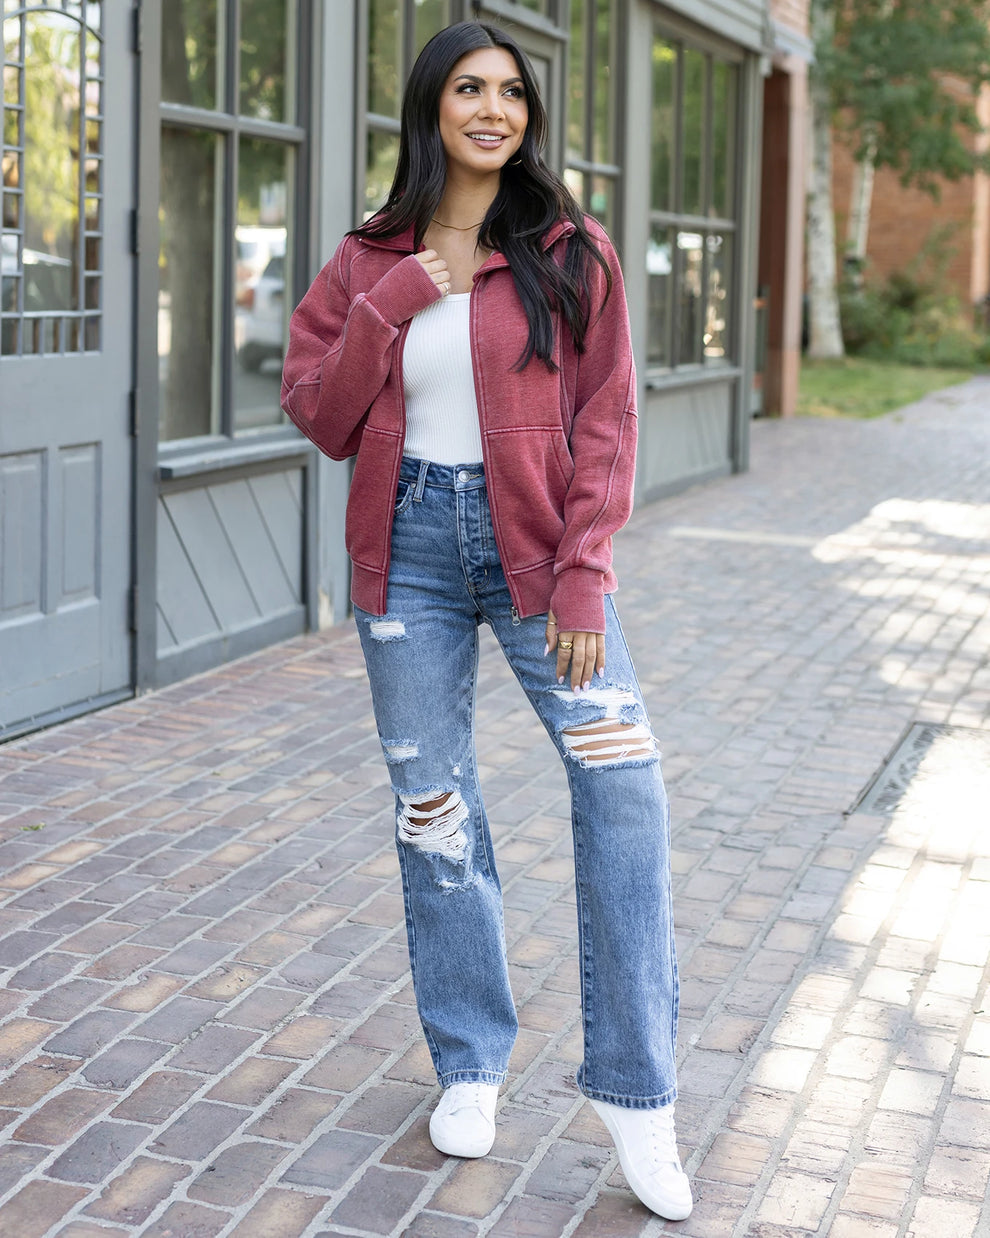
[{"xmin": 1, "ymin": 1, "xmax": 133, "ymax": 737}]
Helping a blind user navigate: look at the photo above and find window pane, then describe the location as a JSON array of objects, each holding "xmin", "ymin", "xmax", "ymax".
[
  {"xmin": 564, "ymin": 167, "xmax": 585, "ymax": 211},
  {"xmin": 676, "ymin": 230, "xmax": 703, "ymax": 365},
  {"xmin": 646, "ymin": 223, "xmax": 672, "ymax": 367},
  {"xmin": 15, "ymin": 12, "xmax": 83, "ymax": 313},
  {"xmin": 240, "ymin": 0, "xmax": 288, "ymax": 122},
  {"xmin": 369, "ymin": 0, "xmax": 402, "ymax": 119},
  {"xmin": 515, "ymin": 0, "xmax": 549, "ymax": 11},
  {"xmin": 161, "ymin": 0, "xmax": 220, "ymax": 110},
  {"xmin": 681, "ymin": 48, "xmax": 704, "ymax": 217},
  {"xmin": 415, "ymin": 0, "xmax": 448, "ymax": 53},
  {"xmin": 592, "ymin": 0, "xmax": 615, "ymax": 166},
  {"xmin": 590, "ymin": 174, "xmax": 614, "ymax": 233},
  {"xmin": 234, "ymin": 139, "xmax": 289, "ymax": 430},
  {"xmin": 711, "ymin": 60, "xmax": 736, "ymax": 219},
  {"xmin": 650, "ymin": 37, "xmax": 675, "ymax": 212},
  {"xmin": 365, "ymin": 127, "xmax": 399, "ymax": 220},
  {"xmin": 704, "ymin": 232, "xmax": 731, "ymax": 361},
  {"xmin": 159, "ymin": 127, "xmax": 219, "ymax": 441},
  {"xmin": 567, "ymin": 0, "xmax": 586, "ymax": 162}
]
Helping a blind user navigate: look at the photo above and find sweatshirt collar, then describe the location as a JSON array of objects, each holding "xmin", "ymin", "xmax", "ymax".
[{"xmin": 360, "ymin": 218, "xmax": 577, "ymax": 269}]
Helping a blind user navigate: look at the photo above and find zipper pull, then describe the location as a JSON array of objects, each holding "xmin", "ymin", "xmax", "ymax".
[{"xmin": 510, "ymin": 606, "xmax": 521, "ymax": 627}]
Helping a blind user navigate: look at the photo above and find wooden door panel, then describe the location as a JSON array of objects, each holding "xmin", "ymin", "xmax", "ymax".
[{"xmin": 0, "ymin": 2, "xmax": 133, "ymax": 737}]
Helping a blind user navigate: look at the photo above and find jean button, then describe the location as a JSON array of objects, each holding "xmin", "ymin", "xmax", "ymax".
[{"xmin": 458, "ymin": 470, "xmax": 471, "ymax": 482}]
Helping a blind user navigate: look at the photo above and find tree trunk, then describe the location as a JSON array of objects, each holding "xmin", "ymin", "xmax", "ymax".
[
  {"xmin": 845, "ymin": 0, "xmax": 889, "ymax": 281},
  {"xmin": 806, "ymin": 0, "xmax": 845, "ymax": 358},
  {"xmin": 846, "ymin": 152, "xmax": 876, "ymax": 264},
  {"xmin": 845, "ymin": 133, "xmax": 877, "ymax": 288}
]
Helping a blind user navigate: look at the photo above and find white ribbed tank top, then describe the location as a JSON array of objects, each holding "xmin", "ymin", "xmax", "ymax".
[{"xmin": 402, "ymin": 292, "xmax": 483, "ymax": 466}]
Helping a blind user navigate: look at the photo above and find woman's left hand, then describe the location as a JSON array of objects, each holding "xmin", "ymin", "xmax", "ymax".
[{"xmin": 545, "ymin": 609, "xmax": 605, "ymax": 693}]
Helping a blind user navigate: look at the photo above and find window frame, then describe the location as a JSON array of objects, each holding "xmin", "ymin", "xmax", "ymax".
[
  {"xmin": 647, "ymin": 20, "xmax": 743, "ymax": 379},
  {"xmin": 357, "ymin": 1, "xmax": 582, "ymax": 228},
  {"xmin": 564, "ymin": 0, "xmax": 624, "ymax": 243},
  {"xmin": 356, "ymin": 0, "xmax": 455, "ymax": 227},
  {"xmin": 156, "ymin": 0, "xmax": 311, "ymax": 457}
]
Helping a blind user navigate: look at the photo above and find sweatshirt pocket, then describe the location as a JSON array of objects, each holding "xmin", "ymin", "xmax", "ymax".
[
  {"xmin": 485, "ymin": 429, "xmax": 570, "ymax": 570},
  {"xmin": 345, "ymin": 426, "xmax": 401, "ymax": 570}
]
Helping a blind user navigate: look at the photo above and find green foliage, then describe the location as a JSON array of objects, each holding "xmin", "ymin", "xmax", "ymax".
[
  {"xmin": 161, "ymin": 0, "xmax": 217, "ymax": 109},
  {"xmin": 838, "ymin": 220, "xmax": 990, "ymax": 367},
  {"xmin": 797, "ymin": 357, "xmax": 972, "ymax": 418},
  {"xmin": 16, "ymin": 17, "xmax": 80, "ymax": 267},
  {"xmin": 840, "ymin": 276, "xmax": 990, "ymax": 369},
  {"xmin": 826, "ymin": 0, "xmax": 990, "ymax": 193}
]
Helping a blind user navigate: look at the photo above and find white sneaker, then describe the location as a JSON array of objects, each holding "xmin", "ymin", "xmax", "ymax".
[
  {"xmin": 590, "ymin": 1098, "xmax": 693, "ymax": 1220},
  {"xmin": 429, "ymin": 1082, "xmax": 499, "ymax": 1158}
]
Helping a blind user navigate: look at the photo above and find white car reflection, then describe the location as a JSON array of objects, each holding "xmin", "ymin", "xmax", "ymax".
[
  {"xmin": 236, "ymin": 254, "xmax": 284, "ymax": 373},
  {"xmin": 2, "ymin": 234, "xmax": 74, "ymax": 312}
]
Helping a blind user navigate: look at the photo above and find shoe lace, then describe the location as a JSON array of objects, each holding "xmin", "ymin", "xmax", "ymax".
[
  {"xmin": 644, "ymin": 1105, "xmax": 683, "ymax": 1169},
  {"xmin": 447, "ymin": 1082, "xmax": 489, "ymax": 1114}
]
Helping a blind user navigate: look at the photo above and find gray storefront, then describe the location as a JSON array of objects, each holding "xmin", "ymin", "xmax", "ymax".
[{"xmin": 1, "ymin": 0, "xmax": 772, "ymax": 740}]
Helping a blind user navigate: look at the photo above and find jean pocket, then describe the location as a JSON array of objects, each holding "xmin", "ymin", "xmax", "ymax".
[{"xmin": 394, "ymin": 481, "xmax": 414, "ymax": 516}]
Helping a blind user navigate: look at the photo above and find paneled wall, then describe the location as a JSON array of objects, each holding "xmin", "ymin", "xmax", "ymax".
[
  {"xmin": 638, "ymin": 382, "xmax": 734, "ymax": 501},
  {"xmin": 155, "ymin": 467, "xmax": 306, "ymax": 681}
]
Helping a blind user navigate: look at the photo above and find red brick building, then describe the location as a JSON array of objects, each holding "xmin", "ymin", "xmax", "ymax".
[{"xmin": 832, "ymin": 86, "xmax": 990, "ymax": 313}]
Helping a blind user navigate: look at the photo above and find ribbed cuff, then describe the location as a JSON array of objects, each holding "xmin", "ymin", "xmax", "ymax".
[
  {"xmin": 549, "ymin": 566, "xmax": 606, "ymax": 635},
  {"xmin": 364, "ymin": 254, "xmax": 443, "ymax": 326}
]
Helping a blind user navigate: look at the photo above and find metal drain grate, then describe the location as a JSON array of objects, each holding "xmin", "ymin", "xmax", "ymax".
[{"xmin": 853, "ymin": 722, "xmax": 990, "ymax": 816}]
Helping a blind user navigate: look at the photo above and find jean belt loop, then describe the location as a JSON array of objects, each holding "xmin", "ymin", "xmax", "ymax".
[{"xmin": 413, "ymin": 458, "xmax": 430, "ymax": 503}]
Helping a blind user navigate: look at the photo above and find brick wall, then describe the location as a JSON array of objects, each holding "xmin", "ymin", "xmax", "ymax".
[
  {"xmin": 831, "ymin": 76, "xmax": 990, "ymax": 308},
  {"xmin": 832, "ymin": 133, "xmax": 980, "ymax": 307}
]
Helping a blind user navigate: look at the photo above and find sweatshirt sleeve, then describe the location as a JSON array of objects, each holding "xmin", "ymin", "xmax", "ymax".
[
  {"xmin": 549, "ymin": 229, "xmax": 638, "ymax": 635},
  {"xmin": 280, "ymin": 236, "xmax": 443, "ymax": 460}
]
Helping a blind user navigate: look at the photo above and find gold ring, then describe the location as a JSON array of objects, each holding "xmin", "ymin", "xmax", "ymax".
[
  {"xmin": 546, "ymin": 620, "xmax": 557, "ymax": 626},
  {"xmin": 558, "ymin": 639, "xmax": 574, "ymax": 650}
]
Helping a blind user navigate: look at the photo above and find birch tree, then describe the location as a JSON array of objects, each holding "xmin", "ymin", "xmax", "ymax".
[
  {"xmin": 807, "ymin": 0, "xmax": 844, "ymax": 358},
  {"xmin": 806, "ymin": 0, "xmax": 990, "ymax": 357}
]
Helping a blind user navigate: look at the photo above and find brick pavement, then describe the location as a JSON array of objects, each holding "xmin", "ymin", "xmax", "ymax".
[{"xmin": 0, "ymin": 378, "xmax": 988, "ymax": 1238}]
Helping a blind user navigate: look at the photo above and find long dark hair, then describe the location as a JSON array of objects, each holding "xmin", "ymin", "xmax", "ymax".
[{"xmin": 353, "ymin": 20, "xmax": 611, "ymax": 371}]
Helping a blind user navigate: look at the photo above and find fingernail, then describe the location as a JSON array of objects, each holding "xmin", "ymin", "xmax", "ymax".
[
  {"xmin": 597, "ymin": 666, "xmax": 605, "ymax": 677},
  {"xmin": 573, "ymin": 685, "xmax": 582, "ymax": 695},
  {"xmin": 558, "ymin": 676, "xmax": 565, "ymax": 685},
  {"xmin": 583, "ymin": 681, "xmax": 591, "ymax": 691},
  {"xmin": 543, "ymin": 643, "xmax": 549, "ymax": 657}
]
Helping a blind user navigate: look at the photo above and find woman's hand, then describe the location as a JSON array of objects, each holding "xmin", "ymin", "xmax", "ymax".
[
  {"xmin": 415, "ymin": 249, "xmax": 451, "ymax": 297},
  {"xmin": 545, "ymin": 609, "xmax": 605, "ymax": 693}
]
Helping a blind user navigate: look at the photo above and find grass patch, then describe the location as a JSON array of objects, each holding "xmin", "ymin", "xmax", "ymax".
[{"xmin": 797, "ymin": 357, "xmax": 973, "ymax": 419}]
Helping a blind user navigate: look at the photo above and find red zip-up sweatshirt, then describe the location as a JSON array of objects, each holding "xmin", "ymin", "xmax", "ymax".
[{"xmin": 280, "ymin": 216, "xmax": 637, "ymax": 635}]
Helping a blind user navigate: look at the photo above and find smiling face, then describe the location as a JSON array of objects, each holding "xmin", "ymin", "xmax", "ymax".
[{"xmin": 437, "ymin": 46, "xmax": 528, "ymax": 180}]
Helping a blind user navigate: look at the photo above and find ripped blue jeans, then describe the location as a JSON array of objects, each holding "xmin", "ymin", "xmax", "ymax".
[{"xmin": 355, "ymin": 457, "xmax": 678, "ymax": 1108}]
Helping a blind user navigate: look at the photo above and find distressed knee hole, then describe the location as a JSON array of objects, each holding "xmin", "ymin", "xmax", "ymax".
[
  {"xmin": 561, "ymin": 716, "xmax": 656, "ymax": 766},
  {"xmin": 383, "ymin": 739, "xmax": 418, "ymax": 764},
  {"xmin": 552, "ymin": 685, "xmax": 639, "ymax": 712},
  {"xmin": 368, "ymin": 616, "xmax": 406, "ymax": 642},
  {"xmin": 398, "ymin": 790, "xmax": 469, "ymax": 860}
]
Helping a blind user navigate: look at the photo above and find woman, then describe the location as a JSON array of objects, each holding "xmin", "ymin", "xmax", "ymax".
[{"xmin": 281, "ymin": 20, "xmax": 691, "ymax": 1222}]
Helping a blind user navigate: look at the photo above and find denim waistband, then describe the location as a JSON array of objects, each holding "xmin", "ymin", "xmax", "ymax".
[{"xmin": 399, "ymin": 456, "xmax": 486, "ymax": 492}]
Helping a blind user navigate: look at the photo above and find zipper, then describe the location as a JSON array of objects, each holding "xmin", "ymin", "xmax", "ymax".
[
  {"xmin": 468, "ymin": 279, "xmax": 525, "ymax": 620},
  {"xmin": 381, "ymin": 318, "xmax": 414, "ymax": 609}
]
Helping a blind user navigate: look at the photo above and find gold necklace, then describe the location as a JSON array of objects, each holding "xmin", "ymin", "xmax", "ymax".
[{"xmin": 431, "ymin": 216, "xmax": 484, "ymax": 231}]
